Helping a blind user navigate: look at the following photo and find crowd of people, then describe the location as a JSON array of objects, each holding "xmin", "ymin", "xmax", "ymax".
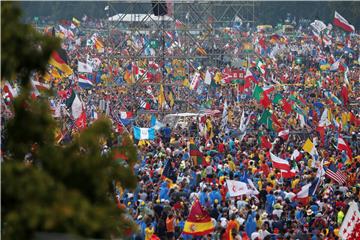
[{"xmin": 2, "ymin": 12, "xmax": 360, "ymax": 240}]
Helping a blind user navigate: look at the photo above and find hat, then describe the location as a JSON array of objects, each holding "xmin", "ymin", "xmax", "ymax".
[
  {"xmin": 231, "ymin": 206, "xmax": 238, "ymax": 213},
  {"xmin": 261, "ymin": 212, "xmax": 268, "ymax": 219},
  {"xmin": 315, "ymin": 213, "xmax": 323, "ymax": 217},
  {"xmin": 307, "ymin": 209, "xmax": 313, "ymax": 216},
  {"xmin": 137, "ymin": 215, "xmax": 143, "ymax": 220},
  {"xmin": 251, "ymin": 205, "xmax": 258, "ymax": 211}
]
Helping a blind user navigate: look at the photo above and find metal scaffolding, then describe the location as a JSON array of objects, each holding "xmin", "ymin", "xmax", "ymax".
[{"xmin": 106, "ymin": 1, "xmax": 256, "ymax": 113}]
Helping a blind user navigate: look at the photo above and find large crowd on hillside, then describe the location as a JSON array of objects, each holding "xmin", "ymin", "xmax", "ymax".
[{"xmin": 2, "ymin": 13, "xmax": 360, "ymax": 240}]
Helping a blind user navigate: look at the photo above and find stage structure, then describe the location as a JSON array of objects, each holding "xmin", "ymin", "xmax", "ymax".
[{"xmin": 106, "ymin": 1, "xmax": 256, "ymax": 113}]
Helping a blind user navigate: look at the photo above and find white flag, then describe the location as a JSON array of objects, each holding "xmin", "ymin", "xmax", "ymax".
[
  {"xmin": 204, "ymin": 70, "xmax": 212, "ymax": 85},
  {"xmin": 339, "ymin": 201, "xmax": 360, "ymax": 239},
  {"xmin": 78, "ymin": 61, "xmax": 93, "ymax": 73},
  {"xmin": 310, "ymin": 20, "xmax": 327, "ymax": 33},
  {"xmin": 226, "ymin": 180, "xmax": 250, "ymax": 197}
]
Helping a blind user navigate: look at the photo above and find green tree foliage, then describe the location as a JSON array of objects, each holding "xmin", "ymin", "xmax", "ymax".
[{"xmin": 1, "ymin": 2, "xmax": 138, "ymax": 239}]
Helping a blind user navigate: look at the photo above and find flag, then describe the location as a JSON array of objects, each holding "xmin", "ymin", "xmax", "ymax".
[
  {"xmin": 339, "ymin": 201, "xmax": 360, "ymax": 239},
  {"xmin": 244, "ymin": 68, "xmax": 256, "ymax": 83},
  {"xmin": 256, "ymin": 59, "xmax": 266, "ymax": 75},
  {"xmin": 120, "ymin": 111, "xmax": 133, "ymax": 120},
  {"xmin": 140, "ymin": 99, "xmax": 151, "ymax": 110},
  {"xmin": 291, "ymin": 149, "xmax": 302, "ymax": 161},
  {"xmin": 162, "ymin": 159, "xmax": 177, "ymax": 184},
  {"xmin": 133, "ymin": 126, "xmax": 155, "ymax": 140},
  {"xmin": 190, "ymin": 72, "xmax": 201, "ymax": 90},
  {"xmin": 31, "ymin": 80, "xmax": 50, "ymax": 97},
  {"xmin": 221, "ymin": 101, "xmax": 228, "ymax": 129},
  {"xmin": 75, "ymin": 111, "xmax": 87, "ymax": 130},
  {"xmin": 295, "ymin": 177, "xmax": 320, "ymax": 204},
  {"xmin": 183, "ymin": 199, "xmax": 214, "ymax": 236},
  {"xmin": 261, "ymin": 136, "xmax": 272, "ymax": 149},
  {"xmin": 94, "ymin": 37, "xmax": 104, "ymax": 53},
  {"xmin": 226, "ymin": 180, "xmax": 250, "ymax": 197},
  {"xmin": 167, "ymin": 89, "xmax": 175, "ymax": 108},
  {"xmin": 78, "ymin": 75, "xmax": 94, "ymax": 89},
  {"xmin": 302, "ymin": 138, "xmax": 318, "ymax": 160},
  {"xmin": 325, "ymin": 163, "xmax": 347, "ymax": 184},
  {"xmin": 310, "ymin": 20, "xmax": 327, "ymax": 33},
  {"xmin": 262, "ymin": 85, "xmax": 275, "ymax": 94},
  {"xmin": 65, "ymin": 90, "xmax": 83, "ymax": 119},
  {"xmin": 278, "ymin": 129, "xmax": 289, "ymax": 140},
  {"xmin": 204, "ymin": 70, "xmax": 212, "ymax": 85},
  {"xmin": 270, "ymin": 152, "xmax": 290, "ymax": 171},
  {"xmin": 318, "ymin": 108, "xmax": 331, "ymax": 127},
  {"xmin": 253, "ymin": 85, "xmax": 264, "ymax": 101},
  {"xmin": 259, "ymin": 93, "xmax": 271, "ymax": 108},
  {"xmin": 258, "ymin": 109, "xmax": 273, "ymax": 130},
  {"xmin": 333, "ymin": 11, "xmax": 355, "ymax": 32},
  {"xmin": 281, "ymin": 99, "xmax": 292, "ymax": 115},
  {"xmin": 49, "ymin": 49, "xmax": 73, "ymax": 76},
  {"xmin": 341, "ymin": 85, "xmax": 349, "ymax": 106},
  {"xmin": 158, "ymin": 84, "xmax": 166, "ymax": 109},
  {"xmin": 2, "ymin": 82, "xmax": 18, "ymax": 103},
  {"xmin": 279, "ymin": 168, "xmax": 297, "ymax": 179},
  {"xmin": 150, "ymin": 115, "xmax": 165, "ymax": 130},
  {"xmin": 338, "ymin": 136, "xmax": 352, "ymax": 160},
  {"xmin": 78, "ymin": 61, "xmax": 93, "ymax": 73}
]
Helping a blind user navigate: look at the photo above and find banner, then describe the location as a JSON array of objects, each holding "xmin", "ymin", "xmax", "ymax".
[{"xmin": 226, "ymin": 180, "xmax": 250, "ymax": 197}]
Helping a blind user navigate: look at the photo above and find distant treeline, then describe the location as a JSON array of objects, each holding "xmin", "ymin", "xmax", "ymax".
[{"xmin": 19, "ymin": 1, "xmax": 360, "ymax": 29}]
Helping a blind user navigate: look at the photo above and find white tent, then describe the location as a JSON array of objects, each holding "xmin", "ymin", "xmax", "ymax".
[{"xmin": 108, "ymin": 13, "xmax": 173, "ymax": 22}]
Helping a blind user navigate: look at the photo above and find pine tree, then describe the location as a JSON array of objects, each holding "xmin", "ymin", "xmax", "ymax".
[{"xmin": 1, "ymin": 2, "xmax": 138, "ymax": 239}]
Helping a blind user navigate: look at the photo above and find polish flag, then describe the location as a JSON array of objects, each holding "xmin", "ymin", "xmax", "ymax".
[
  {"xmin": 333, "ymin": 11, "xmax": 355, "ymax": 32},
  {"xmin": 270, "ymin": 152, "xmax": 290, "ymax": 171}
]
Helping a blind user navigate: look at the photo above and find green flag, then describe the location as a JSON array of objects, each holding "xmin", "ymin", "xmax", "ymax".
[
  {"xmin": 273, "ymin": 93, "xmax": 283, "ymax": 104},
  {"xmin": 258, "ymin": 110, "xmax": 274, "ymax": 130},
  {"xmin": 253, "ymin": 85, "xmax": 264, "ymax": 101}
]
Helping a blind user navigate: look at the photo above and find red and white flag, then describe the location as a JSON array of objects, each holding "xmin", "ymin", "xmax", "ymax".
[
  {"xmin": 333, "ymin": 11, "xmax": 355, "ymax": 32},
  {"xmin": 2, "ymin": 82, "xmax": 18, "ymax": 102},
  {"xmin": 120, "ymin": 111, "xmax": 133, "ymax": 119},
  {"xmin": 226, "ymin": 180, "xmax": 250, "ymax": 197},
  {"xmin": 278, "ymin": 129, "xmax": 289, "ymax": 141},
  {"xmin": 270, "ymin": 152, "xmax": 290, "ymax": 171},
  {"xmin": 339, "ymin": 201, "xmax": 360, "ymax": 239},
  {"xmin": 75, "ymin": 111, "xmax": 87, "ymax": 130},
  {"xmin": 338, "ymin": 136, "xmax": 352, "ymax": 160},
  {"xmin": 291, "ymin": 149, "xmax": 302, "ymax": 161}
]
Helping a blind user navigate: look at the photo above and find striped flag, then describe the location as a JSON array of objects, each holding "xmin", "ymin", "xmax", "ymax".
[
  {"xmin": 338, "ymin": 136, "xmax": 352, "ymax": 160},
  {"xmin": 325, "ymin": 163, "xmax": 347, "ymax": 184},
  {"xmin": 270, "ymin": 152, "xmax": 290, "ymax": 171}
]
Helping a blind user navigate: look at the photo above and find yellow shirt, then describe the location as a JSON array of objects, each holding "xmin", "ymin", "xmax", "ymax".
[{"xmin": 145, "ymin": 227, "xmax": 154, "ymax": 240}]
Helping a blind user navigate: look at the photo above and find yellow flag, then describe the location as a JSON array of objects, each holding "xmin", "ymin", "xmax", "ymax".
[
  {"xmin": 51, "ymin": 68, "xmax": 61, "ymax": 79},
  {"xmin": 302, "ymin": 138, "xmax": 314, "ymax": 154},
  {"xmin": 168, "ymin": 90, "xmax": 174, "ymax": 108},
  {"xmin": 214, "ymin": 72, "xmax": 222, "ymax": 84},
  {"xmin": 158, "ymin": 84, "xmax": 165, "ymax": 109},
  {"xmin": 183, "ymin": 78, "xmax": 190, "ymax": 87}
]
